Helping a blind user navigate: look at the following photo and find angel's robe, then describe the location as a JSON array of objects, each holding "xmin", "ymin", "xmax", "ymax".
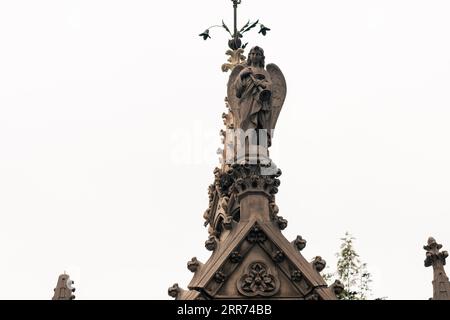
[{"xmin": 234, "ymin": 66, "xmax": 273, "ymax": 131}]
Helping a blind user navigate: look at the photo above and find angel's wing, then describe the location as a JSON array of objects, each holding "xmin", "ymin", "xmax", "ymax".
[
  {"xmin": 267, "ymin": 63, "xmax": 287, "ymax": 130},
  {"xmin": 226, "ymin": 64, "xmax": 245, "ymax": 129}
]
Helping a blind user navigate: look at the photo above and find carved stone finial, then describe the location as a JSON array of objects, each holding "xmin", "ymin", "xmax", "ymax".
[
  {"xmin": 168, "ymin": 283, "xmax": 190, "ymax": 300},
  {"xmin": 168, "ymin": 283, "xmax": 180, "ymax": 298},
  {"xmin": 331, "ymin": 279, "xmax": 345, "ymax": 296},
  {"xmin": 229, "ymin": 251, "xmax": 243, "ymax": 263},
  {"xmin": 423, "ymin": 237, "xmax": 450, "ymax": 300},
  {"xmin": 424, "ymin": 237, "xmax": 448, "ymax": 267},
  {"xmin": 214, "ymin": 271, "xmax": 227, "ymax": 283},
  {"xmin": 424, "ymin": 237, "xmax": 442, "ymax": 250},
  {"xmin": 292, "ymin": 235, "xmax": 307, "ymax": 251},
  {"xmin": 275, "ymin": 216, "xmax": 288, "ymax": 230},
  {"xmin": 311, "ymin": 256, "xmax": 326, "ymax": 272},
  {"xmin": 52, "ymin": 274, "xmax": 75, "ymax": 300},
  {"xmin": 205, "ymin": 236, "xmax": 218, "ymax": 251},
  {"xmin": 187, "ymin": 257, "xmax": 203, "ymax": 273}
]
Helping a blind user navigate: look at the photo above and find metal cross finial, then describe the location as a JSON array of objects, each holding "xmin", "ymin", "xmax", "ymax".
[
  {"xmin": 199, "ymin": 0, "xmax": 270, "ymax": 50},
  {"xmin": 232, "ymin": 0, "xmax": 242, "ymax": 38}
]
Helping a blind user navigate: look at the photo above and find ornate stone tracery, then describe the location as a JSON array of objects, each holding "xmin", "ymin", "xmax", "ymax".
[{"xmin": 237, "ymin": 261, "xmax": 280, "ymax": 297}]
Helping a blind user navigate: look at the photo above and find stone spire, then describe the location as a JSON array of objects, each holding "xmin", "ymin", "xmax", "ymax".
[
  {"xmin": 169, "ymin": 1, "xmax": 341, "ymax": 301},
  {"xmin": 52, "ymin": 273, "xmax": 76, "ymax": 300},
  {"xmin": 168, "ymin": 48, "xmax": 341, "ymax": 299},
  {"xmin": 424, "ymin": 237, "xmax": 450, "ymax": 300}
]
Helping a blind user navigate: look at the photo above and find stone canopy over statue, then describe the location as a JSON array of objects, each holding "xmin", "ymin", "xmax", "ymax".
[{"xmin": 226, "ymin": 46, "xmax": 286, "ymax": 163}]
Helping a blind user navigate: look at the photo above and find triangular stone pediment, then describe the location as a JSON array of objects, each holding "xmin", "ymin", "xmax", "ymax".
[
  {"xmin": 188, "ymin": 220, "xmax": 335, "ymax": 300},
  {"xmin": 214, "ymin": 242, "xmax": 308, "ymax": 299}
]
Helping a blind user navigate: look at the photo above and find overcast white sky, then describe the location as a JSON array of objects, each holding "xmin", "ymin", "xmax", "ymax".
[{"xmin": 1, "ymin": 0, "xmax": 449, "ymax": 300}]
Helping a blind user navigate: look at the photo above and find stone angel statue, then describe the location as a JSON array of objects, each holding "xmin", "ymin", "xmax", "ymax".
[{"xmin": 227, "ymin": 46, "xmax": 287, "ymax": 147}]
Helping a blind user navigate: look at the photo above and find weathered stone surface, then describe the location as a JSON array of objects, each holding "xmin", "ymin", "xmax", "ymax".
[
  {"xmin": 292, "ymin": 235, "xmax": 307, "ymax": 251},
  {"xmin": 187, "ymin": 257, "xmax": 203, "ymax": 273},
  {"xmin": 311, "ymin": 256, "xmax": 326, "ymax": 273},
  {"xmin": 424, "ymin": 237, "xmax": 450, "ymax": 300},
  {"xmin": 170, "ymin": 47, "xmax": 338, "ymax": 300},
  {"xmin": 52, "ymin": 274, "xmax": 75, "ymax": 300}
]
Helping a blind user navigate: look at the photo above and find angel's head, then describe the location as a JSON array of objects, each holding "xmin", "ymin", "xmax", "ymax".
[{"xmin": 247, "ymin": 46, "xmax": 265, "ymax": 68}]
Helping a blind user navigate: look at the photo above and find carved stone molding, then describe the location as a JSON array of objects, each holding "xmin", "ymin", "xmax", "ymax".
[
  {"xmin": 424, "ymin": 237, "xmax": 448, "ymax": 267},
  {"xmin": 424, "ymin": 237, "xmax": 450, "ymax": 300},
  {"xmin": 217, "ymin": 164, "xmax": 282, "ymax": 198},
  {"xmin": 272, "ymin": 250, "xmax": 285, "ymax": 263},
  {"xmin": 229, "ymin": 251, "xmax": 243, "ymax": 263},
  {"xmin": 52, "ymin": 274, "xmax": 76, "ymax": 300},
  {"xmin": 214, "ymin": 271, "xmax": 227, "ymax": 283},
  {"xmin": 237, "ymin": 261, "xmax": 280, "ymax": 297},
  {"xmin": 291, "ymin": 270, "xmax": 303, "ymax": 282},
  {"xmin": 168, "ymin": 283, "xmax": 181, "ymax": 298}
]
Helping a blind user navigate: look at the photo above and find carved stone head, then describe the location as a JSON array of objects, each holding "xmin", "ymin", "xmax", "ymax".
[{"xmin": 247, "ymin": 46, "xmax": 265, "ymax": 68}]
